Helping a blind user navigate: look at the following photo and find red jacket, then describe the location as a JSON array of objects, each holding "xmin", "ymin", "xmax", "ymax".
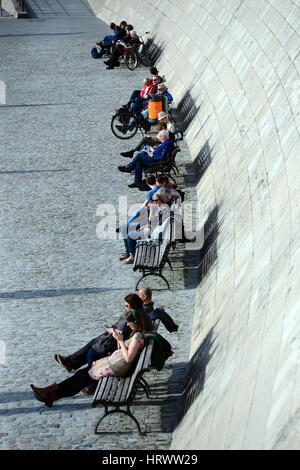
[{"xmin": 140, "ymin": 82, "xmax": 157, "ymax": 99}]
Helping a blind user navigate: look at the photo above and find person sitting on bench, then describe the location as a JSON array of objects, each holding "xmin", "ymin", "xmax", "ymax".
[
  {"xmin": 30, "ymin": 309, "xmax": 146, "ymax": 407},
  {"xmin": 120, "ymin": 122, "xmax": 167, "ymax": 159},
  {"xmin": 118, "ymin": 130, "xmax": 175, "ymax": 188},
  {"xmin": 121, "ymin": 188, "xmax": 173, "ymax": 264},
  {"xmin": 157, "ymin": 111, "xmax": 175, "ymax": 136}
]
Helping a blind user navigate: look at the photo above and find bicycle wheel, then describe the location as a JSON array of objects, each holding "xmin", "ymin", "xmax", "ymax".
[
  {"xmin": 111, "ymin": 112, "xmax": 139, "ymax": 139},
  {"xmin": 125, "ymin": 49, "xmax": 138, "ymax": 70}
]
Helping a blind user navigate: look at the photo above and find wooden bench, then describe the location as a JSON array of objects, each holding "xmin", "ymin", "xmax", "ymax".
[
  {"xmin": 92, "ymin": 319, "xmax": 160, "ymax": 434},
  {"xmin": 133, "ymin": 212, "xmax": 176, "ymax": 290}
]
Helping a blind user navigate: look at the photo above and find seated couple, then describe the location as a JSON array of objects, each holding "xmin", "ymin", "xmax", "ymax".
[
  {"xmin": 30, "ymin": 291, "xmax": 176, "ymax": 405},
  {"xmin": 118, "ymin": 130, "xmax": 175, "ymax": 189},
  {"xmin": 30, "ymin": 294, "xmax": 152, "ymax": 406}
]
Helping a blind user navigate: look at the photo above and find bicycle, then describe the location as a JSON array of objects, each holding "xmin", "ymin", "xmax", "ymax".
[
  {"xmin": 111, "ymin": 104, "xmax": 152, "ymax": 140},
  {"xmin": 124, "ymin": 32, "xmax": 153, "ymax": 71}
]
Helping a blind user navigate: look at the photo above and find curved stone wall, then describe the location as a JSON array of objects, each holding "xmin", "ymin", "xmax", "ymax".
[{"xmin": 87, "ymin": 0, "xmax": 300, "ymax": 450}]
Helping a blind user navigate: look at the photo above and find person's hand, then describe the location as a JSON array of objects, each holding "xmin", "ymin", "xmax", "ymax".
[
  {"xmin": 112, "ymin": 329, "xmax": 124, "ymax": 342},
  {"xmin": 106, "ymin": 327, "xmax": 114, "ymax": 335}
]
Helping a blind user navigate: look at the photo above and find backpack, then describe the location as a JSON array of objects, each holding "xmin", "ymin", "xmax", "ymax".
[{"xmin": 91, "ymin": 47, "xmax": 101, "ymax": 59}]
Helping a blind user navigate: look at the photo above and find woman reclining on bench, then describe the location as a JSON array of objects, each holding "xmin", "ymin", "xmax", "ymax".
[{"xmin": 30, "ymin": 309, "xmax": 146, "ymax": 408}]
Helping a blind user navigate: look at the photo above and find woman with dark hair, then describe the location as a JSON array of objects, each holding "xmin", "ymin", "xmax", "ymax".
[{"xmin": 30, "ymin": 308, "xmax": 146, "ymax": 408}]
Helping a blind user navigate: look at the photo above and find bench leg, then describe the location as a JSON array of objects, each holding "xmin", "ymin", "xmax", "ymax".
[
  {"xmin": 138, "ymin": 377, "xmax": 151, "ymax": 398},
  {"xmin": 135, "ymin": 271, "xmax": 170, "ymax": 290},
  {"xmin": 94, "ymin": 405, "xmax": 142, "ymax": 434},
  {"xmin": 166, "ymin": 257, "xmax": 173, "ymax": 271}
]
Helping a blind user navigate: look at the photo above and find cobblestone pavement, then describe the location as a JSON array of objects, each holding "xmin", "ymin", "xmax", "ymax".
[{"xmin": 0, "ymin": 1, "xmax": 198, "ymax": 450}]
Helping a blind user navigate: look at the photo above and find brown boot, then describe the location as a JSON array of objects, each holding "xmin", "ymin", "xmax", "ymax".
[
  {"xmin": 54, "ymin": 354, "xmax": 73, "ymax": 373},
  {"xmin": 30, "ymin": 383, "xmax": 60, "ymax": 408}
]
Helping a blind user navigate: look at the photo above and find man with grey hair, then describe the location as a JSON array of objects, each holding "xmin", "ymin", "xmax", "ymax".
[
  {"xmin": 138, "ymin": 286, "xmax": 179, "ymax": 332},
  {"xmin": 118, "ymin": 130, "xmax": 175, "ymax": 188}
]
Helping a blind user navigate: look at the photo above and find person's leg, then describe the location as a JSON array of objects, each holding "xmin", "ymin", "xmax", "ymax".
[
  {"xmin": 130, "ymin": 102, "xmax": 140, "ymax": 115},
  {"xmin": 57, "ymin": 367, "xmax": 98, "ymax": 398},
  {"xmin": 127, "ymin": 152, "xmax": 155, "ymax": 183},
  {"xmin": 126, "ymin": 232, "xmax": 138, "ymax": 257},
  {"xmin": 84, "ymin": 348, "xmax": 104, "ymax": 391},
  {"xmin": 87, "ymin": 348, "xmax": 102, "ymax": 367},
  {"xmin": 134, "ymin": 136, "xmax": 157, "ymax": 151},
  {"xmin": 65, "ymin": 338, "xmax": 96, "ymax": 371}
]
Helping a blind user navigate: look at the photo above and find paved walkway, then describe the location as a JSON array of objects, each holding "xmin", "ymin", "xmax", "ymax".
[{"xmin": 0, "ymin": 1, "xmax": 197, "ymax": 450}]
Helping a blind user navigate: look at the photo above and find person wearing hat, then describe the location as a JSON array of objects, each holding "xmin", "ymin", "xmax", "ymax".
[{"xmin": 158, "ymin": 111, "xmax": 175, "ymax": 135}]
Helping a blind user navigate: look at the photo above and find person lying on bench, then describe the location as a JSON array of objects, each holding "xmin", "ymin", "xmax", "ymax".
[
  {"xmin": 30, "ymin": 309, "xmax": 146, "ymax": 407},
  {"xmin": 118, "ymin": 130, "xmax": 175, "ymax": 189}
]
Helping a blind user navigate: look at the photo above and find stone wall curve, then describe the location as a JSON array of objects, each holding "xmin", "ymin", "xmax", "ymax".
[{"xmin": 87, "ymin": 0, "xmax": 300, "ymax": 450}]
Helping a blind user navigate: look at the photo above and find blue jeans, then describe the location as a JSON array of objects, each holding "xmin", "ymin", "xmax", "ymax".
[
  {"xmin": 99, "ymin": 35, "xmax": 116, "ymax": 56},
  {"xmin": 130, "ymin": 98, "xmax": 148, "ymax": 115},
  {"xmin": 86, "ymin": 347, "xmax": 102, "ymax": 389},
  {"xmin": 127, "ymin": 151, "xmax": 159, "ymax": 183}
]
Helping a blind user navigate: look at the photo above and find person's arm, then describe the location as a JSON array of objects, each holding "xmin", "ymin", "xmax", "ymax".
[{"xmin": 112, "ymin": 331, "xmax": 142, "ymax": 363}]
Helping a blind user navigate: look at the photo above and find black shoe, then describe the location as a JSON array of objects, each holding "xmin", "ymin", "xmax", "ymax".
[
  {"xmin": 128, "ymin": 182, "xmax": 143, "ymax": 188},
  {"xmin": 104, "ymin": 60, "xmax": 110, "ymax": 65},
  {"xmin": 106, "ymin": 65, "xmax": 114, "ymax": 70},
  {"xmin": 120, "ymin": 150, "xmax": 135, "ymax": 158},
  {"xmin": 138, "ymin": 182, "xmax": 150, "ymax": 191},
  {"xmin": 118, "ymin": 166, "xmax": 132, "ymax": 173}
]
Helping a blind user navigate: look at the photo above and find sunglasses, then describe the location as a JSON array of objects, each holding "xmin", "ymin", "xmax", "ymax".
[{"xmin": 153, "ymin": 199, "xmax": 159, "ymax": 203}]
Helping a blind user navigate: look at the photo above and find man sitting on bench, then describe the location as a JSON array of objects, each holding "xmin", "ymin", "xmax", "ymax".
[{"xmin": 118, "ymin": 130, "xmax": 175, "ymax": 189}]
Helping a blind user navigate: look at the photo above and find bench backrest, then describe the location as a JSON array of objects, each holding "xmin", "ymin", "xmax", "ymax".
[{"xmin": 133, "ymin": 214, "xmax": 176, "ymax": 271}]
